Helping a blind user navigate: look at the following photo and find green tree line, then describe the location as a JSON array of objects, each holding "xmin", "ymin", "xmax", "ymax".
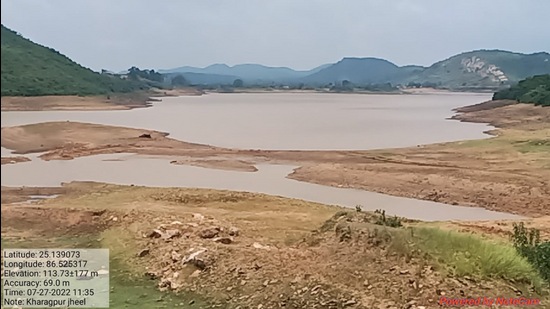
[{"xmin": 493, "ymin": 74, "xmax": 550, "ymax": 106}]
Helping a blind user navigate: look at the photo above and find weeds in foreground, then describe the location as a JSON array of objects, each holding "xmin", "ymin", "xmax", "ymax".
[
  {"xmin": 373, "ymin": 209, "xmax": 403, "ymax": 228},
  {"xmin": 511, "ymin": 223, "xmax": 550, "ymax": 284},
  {"xmin": 388, "ymin": 227, "xmax": 545, "ymax": 291}
]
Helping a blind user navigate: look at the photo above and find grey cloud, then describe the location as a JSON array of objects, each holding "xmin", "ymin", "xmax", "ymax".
[{"xmin": 1, "ymin": 0, "xmax": 549, "ymax": 72}]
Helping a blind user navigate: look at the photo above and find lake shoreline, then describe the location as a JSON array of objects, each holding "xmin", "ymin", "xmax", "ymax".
[
  {"xmin": 1, "ymin": 87, "xmax": 490, "ymax": 112},
  {"xmin": 1, "ymin": 100, "xmax": 548, "ymax": 217}
]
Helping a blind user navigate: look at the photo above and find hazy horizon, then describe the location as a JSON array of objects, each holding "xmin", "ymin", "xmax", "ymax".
[{"xmin": 2, "ymin": 0, "xmax": 549, "ymax": 72}]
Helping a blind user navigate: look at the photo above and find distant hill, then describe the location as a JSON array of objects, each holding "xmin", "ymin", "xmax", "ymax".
[
  {"xmin": 164, "ymin": 72, "xmax": 240, "ymax": 85},
  {"xmin": 163, "ymin": 50, "xmax": 549, "ymax": 90},
  {"xmin": 405, "ymin": 50, "xmax": 550, "ymax": 89},
  {"xmin": 1, "ymin": 25, "xmax": 145, "ymax": 96},
  {"xmin": 493, "ymin": 74, "xmax": 550, "ymax": 106},
  {"xmin": 301, "ymin": 57, "xmax": 413, "ymax": 85},
  {"xmin": 160, "ymin": 63, "xmax": 331, "ymax": 85}
]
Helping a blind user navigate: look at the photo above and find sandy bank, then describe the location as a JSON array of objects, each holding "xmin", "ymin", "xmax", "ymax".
[
  {"xmin": 2, "ymin": 101, "xmax": 549, "ymax": 217},
  {"xmin": 1, "ymin": 156, "xmax": 30, "ymax": 165},
  {"xmin": 0, "ymin": 88, "xmax": 203, "ymax": 112}
]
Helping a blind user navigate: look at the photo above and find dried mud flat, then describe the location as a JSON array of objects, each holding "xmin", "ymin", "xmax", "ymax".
[
  {"xmin": 2, "ymin": 100, "xmax": 549, "ymax": 217},
  {"xmin": 0, "ymin": 88, "xmax": 203, "ymax": 112},
  {"xmin": 2, "ymin": 183, "xmax": 548, "ymax": 309},
  {"xmin": 1, "ymin": 155, "xmax": 30, "ymax": 165}
]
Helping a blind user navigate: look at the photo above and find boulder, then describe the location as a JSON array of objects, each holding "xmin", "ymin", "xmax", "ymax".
[
  {"xmin": 163, "ymin": 229, "xmax": 181, "ymax": 239},
  {"xmin": 197, "ymin": 227, "xmax": 220, "ymax": 239},
  {"xmin": 137, "ymin": 249, "xmax": 150, "ymax": 257},
  {"xmin": 213, "ymin": 237, "xmax": 233, "ymax": 244}
]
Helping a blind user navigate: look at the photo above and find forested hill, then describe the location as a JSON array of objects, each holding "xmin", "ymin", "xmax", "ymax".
[
  {"xmin": 493, "ymin": 75, "xmax": 550, "ymax": 106},
  {"xmin": 1, "ymin": 25, "xmax": 145, "ymax": 96}
]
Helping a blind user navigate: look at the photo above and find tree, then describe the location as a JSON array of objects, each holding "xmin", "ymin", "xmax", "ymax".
[
  {"xmin": 233, "ymin": 79, "xmax": 244, "ymax": 88},
  {"xmin": 171, "ymin": 75, "xmax": 188, "ymax": 87}
]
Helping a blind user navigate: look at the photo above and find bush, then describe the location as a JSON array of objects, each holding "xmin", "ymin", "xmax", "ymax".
[
  {"xmin": 373, "ymin": 209, "xmax": 403, "ymax": 228},
  {"xmin": 511, "ymin": 223, "xmax": 550, "ymax": 283},
  {"xmin": 493, "ymin": 74, "xmax": 550, "ymax": 106}
]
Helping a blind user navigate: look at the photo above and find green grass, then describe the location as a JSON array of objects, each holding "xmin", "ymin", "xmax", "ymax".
[
  {"xmin": 1, "ymin": 25, "xmax": 147, "ymax": 96},
  {"xmin": 514, "ymin": 139, "xmax": 550, "ymax": 154},
  {"xmin": 1, "ymin": 234, "xmax": 208, "ymax": 309},
  {"xmin": 389, "ymin": 227, "xmax": 546, "ymax": 290}
]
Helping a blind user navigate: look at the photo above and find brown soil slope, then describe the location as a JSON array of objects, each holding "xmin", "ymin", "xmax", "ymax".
[{"xmin": 3, "ymin": 183, "xmax": 547, "ymax": 309}]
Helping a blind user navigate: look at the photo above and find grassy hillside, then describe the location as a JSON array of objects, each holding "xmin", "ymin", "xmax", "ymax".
[
  {"xmin": 407, "ymin": 50, "xmax": 550, "ymax": 89},
  {"xmin": 493, "ymin": 74, "xmax": 550, "ymax": 106},
  {"xmin": 302, "ymin": 57, "xmax": 402, "ymax": 85},
  {"xmin": 1, "ymin": 25, "xmax": 146, "ymax": 96}
]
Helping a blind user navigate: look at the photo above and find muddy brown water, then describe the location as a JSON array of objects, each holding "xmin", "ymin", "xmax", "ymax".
[
  {"xmin": 2, "ymin": 93, "xmax": 522, "ymax": 221},
  {"xmin": 1, "ymin": 92, "xmax": 493, "ymax": 150}
]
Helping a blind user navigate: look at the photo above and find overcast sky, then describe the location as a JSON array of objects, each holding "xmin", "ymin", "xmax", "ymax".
[{"xmin": 2, "ymin": 0, "xmax": 549, "ymax": 72}]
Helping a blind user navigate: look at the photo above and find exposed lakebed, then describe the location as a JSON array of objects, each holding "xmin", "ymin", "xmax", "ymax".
[{"xmin": 2, "ymin": 92, "xmax": 521, "ymax": 221}]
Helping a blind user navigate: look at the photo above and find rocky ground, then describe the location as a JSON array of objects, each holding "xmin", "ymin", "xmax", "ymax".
[{"xmin": 1, "ymin": 184, "xmax": 548, "ymax": 308}]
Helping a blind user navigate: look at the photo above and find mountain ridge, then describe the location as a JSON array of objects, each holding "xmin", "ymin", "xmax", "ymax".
[{"xmin": 164, "ymin": 49, "xmax": 550, "ymax": 89}]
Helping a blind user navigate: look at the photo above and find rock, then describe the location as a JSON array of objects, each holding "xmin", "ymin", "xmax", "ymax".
[
  {"xmin": 226, "ymin": 286, "xmax": 233, "ymax": 292},
  {"xmin": 137, "ymin": 249, "xmax": 150, "ymax": 257},
  {"xmin": 189, "ymin": 270, "xmax": 201, "ymax": 278},
  {"xmin": 228, "ymin": 226, "xmax": 240, "ymax": 236},
  {"xmin": 363, "ymin": 280, "xmax": 369, "ymax": 286},
  {"xmin": 111, "ymin": 216, "xmax": 118, "ymax": 222},
  {"xmin": 367, "ymin": 285, "xmax": 373, "ymax": 290},
  {"xmin": 404, "ymin": 300, "xmax": 416, "ymax": 309},
  {"xmin": 163, "ymin": 229, "xmax": 181, "ymax": 239},
  {"xmin": 213, "ymin": 237, "xmax": 233, "ymax": 244},
  {"xmin": 139, "ymin": 133, "xmax": 152, "ymax": 138},
  {"xmin": 188, "ymin": 300, "xmax": 195, "ymax": 305},
  {"xmin": 240, "ymin": 280, "xmax": 247, "ymax": 286},
  {"xmin": 192, "ymin": 213, "xmax": 205, "ymax": 221},
  {"xmin": 147, "ymin": 229, "xmax": 164, "ymax": 238},
  {"xmin": 145, "ymin": 271, "xmax": 158, "ymax": 280},
  {"xmin": 508, "ymin": 285, "xmax": 521, "ymax": 293},
  {"xmin": 343, "ymin": 300, "xmax": 357, "ymax": 306},
  {"xmin": 170, "ymin": 221, "xmax": 184, "ymax": 226},
  {"xmin": 400, "ymin": 270, "xmax": 410, "ymax": 275},
  {"xmin": 198, "ymin": 227, "xmax": 220, "ymax": 239},
  {"xmin": 91, "ymin": 210, "xmax": 106, "ymax": 216},
  {"xmin": 262, "ymin": 280, "xmax": 269, "ymax": 287},
  {"xmin": 171, "ymin": 251, "xmax": 182, "ymax": 262},
  {"xmin": 252, "ymin": 242, "xmax": 271, "ymax": 250},
  {"xmin": 183, "ymin": 249, "xmax": 207, "ymax": 267}
]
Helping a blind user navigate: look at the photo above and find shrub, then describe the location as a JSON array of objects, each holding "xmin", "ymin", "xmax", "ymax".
[
  {"xmin": 373, "ymin": 209, "xmax": 403, "ymax": 228},
  {"xmin": 511, "ymin": 223, "xmax": 550, "ymax": 283}
]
